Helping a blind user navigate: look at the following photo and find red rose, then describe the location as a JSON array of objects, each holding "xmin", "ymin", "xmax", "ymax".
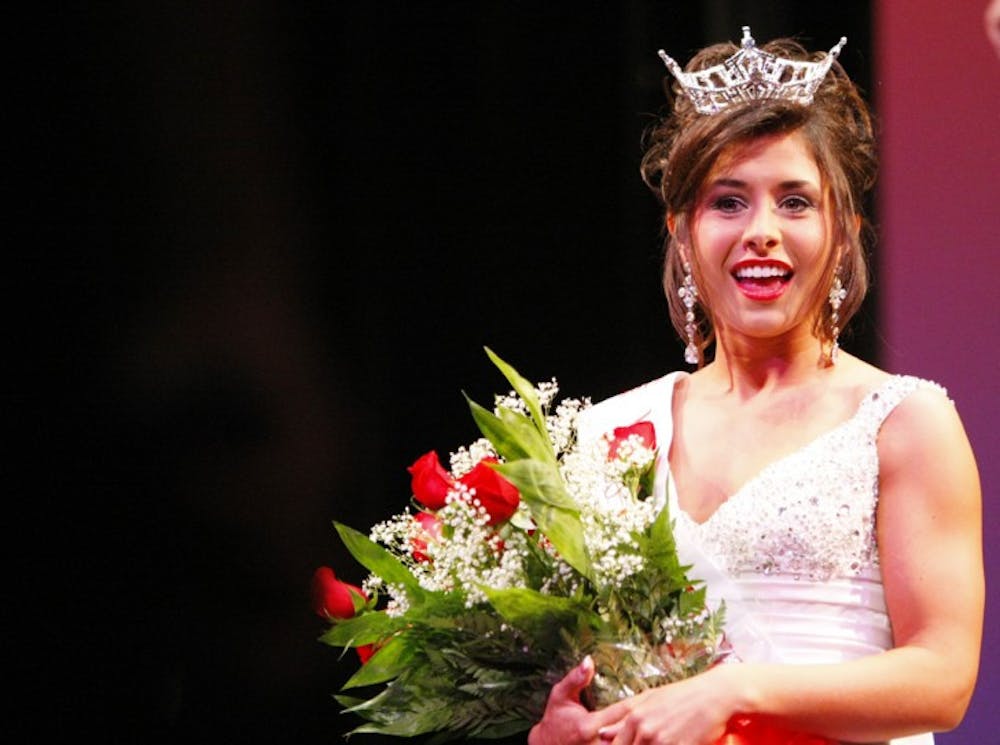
[
  {"xmin": 311, "ymin": 566, "xmax": 366, "ymax": 620},
  {"xmin": 356, "ymin": 644, "xmax": 375, "ymax": 664},
  {"xmin": 407, "ymin": 451, "xmax": 456, "ymax": 510},
  {"xmin": 459, "ymin": 458, "xmax": 520, "ymax": 525},
  {"xmin": 411, "ymin": 510, "xmax": 443, "ymax": 563},
  {"xmin": 606, "ymin": 420, "xmax": 657, "ymax": 460}
]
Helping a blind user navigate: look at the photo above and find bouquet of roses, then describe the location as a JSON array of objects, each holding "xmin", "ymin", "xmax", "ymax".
[{"xmin": 313, "ymin": 349, "xmax": 733, "ymax": 740}]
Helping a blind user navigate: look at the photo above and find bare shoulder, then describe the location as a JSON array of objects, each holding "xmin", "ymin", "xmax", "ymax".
[
  {"xmin": 876, "ymin": 375, "xmax": 980, "ymax": 507},
  {"xmin": 833, "ymin": 354, "xmax": 974, "ymax": 475},
  {"xmin": 879, "ymin": 380, "xmax": 963, "ymax": 460}
]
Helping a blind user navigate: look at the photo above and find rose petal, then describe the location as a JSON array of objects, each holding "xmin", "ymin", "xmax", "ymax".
[
  {"xmin": 606, "ymin": 420, "xmax": 657, "ymax": 459},
  {"xmin": 407, "ymin": 451, "xmax": 456, "ymax": 510},
  {"xmin": 459, "ymin": 458, "xmax": 520, "ymax": 525},
  {"xmin": 311, "ymin": 566, "xmax": 365, "ymax": 620}
]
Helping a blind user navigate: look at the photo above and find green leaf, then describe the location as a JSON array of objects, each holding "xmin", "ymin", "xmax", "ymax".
[
  {"xmin": 533, "ymin": 507, "xmax": 590, "ymax": 579},
  {"xmin": 394, "ymin": 586, "xmax": 468, "ymax": 625},
  {"xmin": 497, "ymin": 406, "xmax": 556, "ymax": 462},
  {"xmin": 466, "ymin": 397, "xmax": 554, "ymax": 463},
  {"xmin": 319, "ymin": 610, "xmax": 406, "ymax": 647},
  {"xmin": 342, "ymin": 680, "xmax": 459, "ymax": 737},
  {"xmin": 484, "ymin": 347, "xmax": 552, "ymax": 452},
  {"xmin": 494, "ymin": 460, "xmax": 576, "ymax": 510},
  {"xmin": 485, "ymin": 587, "xmax": 596, "ymax": 648},
  {"xmin": 332, "ymin": 693, "xmax": 366, "ymax": 709},
  {"xmin": 491, "ymin": 460, "xmax": 590, "ymax": 577},
  {"xmin": 475, "ymin": 717, "xmax": 534, "ymax": 739},
  {"xmin": 349, "ymin": 706, "xmax": 453, "ymax": 738},
  {"xmin": 639, "ymin": 454, "xmax": 657, "ymax": 498},
  {"xmin": 342, "ymin": 634, "xmax": 417, "ymax": 689},
  {"xmin": 334, "ymin": 522, "xmax": 425, "ymax": 601},
  {"xmin": 678, "ymin": 584, "xmax": 707, "ymax": 615},
  {"xmin": 335, "ymin": 684, "xmax": 399, "ymax": 716},
  {"xmin": 466, "ymin": 397, "xmax": 531, "ymax": 461},
  {"xmin": 643, "ymin": 502, "xmax": 680, "ymax": 575}
]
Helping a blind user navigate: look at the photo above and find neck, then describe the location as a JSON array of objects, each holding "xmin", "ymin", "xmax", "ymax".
[{"xmin": 701, "ymin": 330, "xmax": 832, "ymax": 397}]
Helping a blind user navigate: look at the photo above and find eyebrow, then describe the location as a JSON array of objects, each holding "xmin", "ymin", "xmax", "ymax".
[{"xmin": 707, "ymin": 178, "xmax": 819, "ymax": 190}]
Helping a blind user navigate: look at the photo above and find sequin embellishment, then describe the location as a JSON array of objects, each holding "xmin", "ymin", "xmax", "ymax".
[{"xmin": 672, "ymin": 376, "xmax": 948, "ymax": 582}]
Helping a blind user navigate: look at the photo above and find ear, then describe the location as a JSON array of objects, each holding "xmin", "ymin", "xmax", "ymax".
[{"xmin": 666, "ymin": 213, "xmax": 692, "ymax": 264}]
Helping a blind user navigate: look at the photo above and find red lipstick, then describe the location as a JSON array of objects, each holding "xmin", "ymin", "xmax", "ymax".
[{"xmin": 731, "ymin": 259, "xmax": 793, "ymax": 301}]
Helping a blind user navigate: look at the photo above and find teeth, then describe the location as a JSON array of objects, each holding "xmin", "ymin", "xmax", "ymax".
[{"xmin": 734, "ymin": 265, "xmax": 790, "ymax": 279}]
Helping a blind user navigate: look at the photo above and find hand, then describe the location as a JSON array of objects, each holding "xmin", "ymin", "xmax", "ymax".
[
  {"xmin": 529, "ymin": 657, "xmax": 628, "ymax": 745},
  {"xmin": 596, "ymin": 666, "xmax": 740, "ymax": 745}
]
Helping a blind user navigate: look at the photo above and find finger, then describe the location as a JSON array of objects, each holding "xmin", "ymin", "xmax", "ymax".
[
  {"xmin": 607, "ymin": 710, "xmax": 641, "ymax": 745},
  {"xmin": 598, "ymin": 722, "xmax": 620, "ymax": 742},
  {"xmin": 593, "ymin": 698, "xmax": 631, "ymax": 723},
  {"xmin": 590, "ymin": 699, "xmax": 631, "ymax": 735},
  {"xmin": 550, "ymin": 655, "xmax": 595, "ymax": 703}
]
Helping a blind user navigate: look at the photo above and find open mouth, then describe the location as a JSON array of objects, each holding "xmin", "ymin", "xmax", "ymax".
[{"xmin": 731, "ymin": 262, "xmax": 793, "ymax": 299}]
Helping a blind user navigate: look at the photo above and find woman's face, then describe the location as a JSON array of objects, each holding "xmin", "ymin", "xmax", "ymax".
[{"xmin": 687, "ymin": 131, "xmax": 834, "ymax": 352}]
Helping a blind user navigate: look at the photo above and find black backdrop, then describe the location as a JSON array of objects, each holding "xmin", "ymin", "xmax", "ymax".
[{"xmin": 43, "ymin": 3, "xmax": 874, "ymax": 743}]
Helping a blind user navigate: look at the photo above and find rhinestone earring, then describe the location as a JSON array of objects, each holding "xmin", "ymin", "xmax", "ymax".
[
  {"xmin": 679, "ymin": 261, "xmax": 699, "ymax": 365},
  {"xmin": 828, "ymin": 271, "xmax": 847, "ymax": 362}
]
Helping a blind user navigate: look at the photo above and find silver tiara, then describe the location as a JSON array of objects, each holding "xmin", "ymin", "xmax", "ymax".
[{"xmin": 658, "ymin": 26, "xmax": 847, "ymax": 115}]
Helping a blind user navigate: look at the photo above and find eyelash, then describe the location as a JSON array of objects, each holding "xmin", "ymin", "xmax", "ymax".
[
  {"xmin": 710, "ymin": 196, "xmax": 746, "ymax": 212},
  {"xmin": 779, "ymin": 195, "xmax": 814, "ymax": 212},
  {"xmin": 708, "ymin": 195, "xmax": 815, "ymax": 213}
]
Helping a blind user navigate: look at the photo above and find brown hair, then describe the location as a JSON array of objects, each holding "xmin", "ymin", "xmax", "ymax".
[{"xmin": 640, "ymin": 38, "xmax": 877, "ymax": 365}]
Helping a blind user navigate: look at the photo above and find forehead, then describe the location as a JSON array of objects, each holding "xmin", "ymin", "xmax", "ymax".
[{"xmin": 707, "ymin": 131, "xmax": 822, "ymax": 183}]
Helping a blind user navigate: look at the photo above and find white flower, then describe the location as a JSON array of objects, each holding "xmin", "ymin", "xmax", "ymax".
[{"xmin": 449, "ymin": 438, "xmax": 497, "ymax": 478}]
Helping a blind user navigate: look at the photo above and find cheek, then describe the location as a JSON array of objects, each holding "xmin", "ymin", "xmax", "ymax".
[
  {"xmin": 788, "ymin": 218, "xmax": 832, "ymax": 264},
  {"xmin": 691, "ymin": 217, "xmax": 733, "ymax": 262}
]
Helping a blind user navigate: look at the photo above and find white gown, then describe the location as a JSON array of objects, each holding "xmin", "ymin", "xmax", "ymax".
[{"xmin": 580, "ymin": 371, "xmax": 944, "ymax": 745}]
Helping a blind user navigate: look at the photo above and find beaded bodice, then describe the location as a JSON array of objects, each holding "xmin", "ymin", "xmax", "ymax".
[
  {"xmin": 579, "ymin": 371, "xmax": 944, "ymax": 745},
  {"xmin": 668, "ymin": 375, "xmax": 945, "ymax": 583}
]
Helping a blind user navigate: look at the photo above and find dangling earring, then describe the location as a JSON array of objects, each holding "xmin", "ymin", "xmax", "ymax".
[
  {"xmin": 828, "ymin": 270, "xmax": 847, "ymax": 363},
  {"xmin": 679, "ymin": 261, "xmax": 699, "ymax": 365}
]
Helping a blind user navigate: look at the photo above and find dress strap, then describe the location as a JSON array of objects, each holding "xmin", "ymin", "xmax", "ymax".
[{"xmin": 855, "ymin": 375, "xmax": 950, "ymax": 439}]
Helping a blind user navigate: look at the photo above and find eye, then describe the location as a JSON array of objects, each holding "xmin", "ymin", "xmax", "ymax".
[
  {"xmin": 779, "ymin": 195, "xmax": 815, "ymax": 213},
  {"xmin": 709, "ymin": 195, "xmax": 746, "ymax": 213}
]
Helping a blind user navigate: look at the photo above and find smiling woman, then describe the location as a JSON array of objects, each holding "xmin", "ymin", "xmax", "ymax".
[{"xmin": 528, "ymin": 28, "xmax": 983, "ymax": 745}]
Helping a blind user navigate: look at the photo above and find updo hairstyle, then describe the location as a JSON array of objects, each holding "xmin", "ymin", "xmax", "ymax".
[{"xmin": 640, "ymin": 38, "xmax": 877, "ymax": 365}]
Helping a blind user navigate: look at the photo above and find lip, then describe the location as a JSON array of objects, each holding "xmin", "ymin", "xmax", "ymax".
[{"xmin": 730, "ymin": 259, "xmax": 793, "ymax": 301}]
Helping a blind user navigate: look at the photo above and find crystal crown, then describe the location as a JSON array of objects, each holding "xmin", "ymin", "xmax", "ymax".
[{"xmin": 658, "ymin": 26, "xmax": 847, "ymax": 115}]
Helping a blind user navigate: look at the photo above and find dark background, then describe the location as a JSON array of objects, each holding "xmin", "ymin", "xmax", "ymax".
[{"xmin": 41, "ymin": 3, "xmax": 878, "ymax": 743}]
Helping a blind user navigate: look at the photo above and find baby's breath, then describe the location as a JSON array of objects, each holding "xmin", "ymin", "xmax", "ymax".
[
  {"xmin": 547, "ymin": 396, "xmax": 589, "ymax": 455},
  {"xmin": 493, "ymin": 390, "xmax": 527, "ymax": 415},
  {"xmin": 449, "ymin": 438, "xmax": 496, "ymax": 478},
  {"xmin": 535, "ymin": 378, "xmax": 559, "ymax": 408},
  {"xmin": 323, "ymin": 362, "xmax": 725, "ymax": 740},
  {"xmin": 384, "ymin": 584, "xmax": 410, "ymax": 617}
]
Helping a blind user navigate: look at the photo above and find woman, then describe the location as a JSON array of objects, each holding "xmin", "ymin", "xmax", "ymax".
[{"xmin": 529, "ymin": 29, "xmax": 983, "ymax": 745}]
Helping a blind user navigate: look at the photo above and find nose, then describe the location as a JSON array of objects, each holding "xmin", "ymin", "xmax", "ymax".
[{"xmin": 742, "ymin": 206, "xmax": 780, "ymax": 253}]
